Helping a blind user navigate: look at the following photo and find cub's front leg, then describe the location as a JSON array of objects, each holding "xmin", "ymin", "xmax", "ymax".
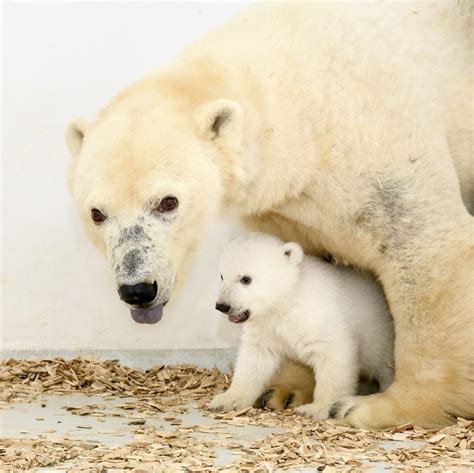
[
  {"xmin": 210, "ymin": 340, "xmax": 280, "ymax": 412},
  {"xmin": 296, "ymin": 344, "xmax": 359, "ymax": 421}
]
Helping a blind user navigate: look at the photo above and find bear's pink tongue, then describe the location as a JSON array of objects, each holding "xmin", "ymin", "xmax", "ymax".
[
  {"xmin": 131, "ymin": 305, "xmax": 163, "ymax": 324},
  {"xmin": 228, "ymin": 313, "xmax": 249, "ymax": 323}
]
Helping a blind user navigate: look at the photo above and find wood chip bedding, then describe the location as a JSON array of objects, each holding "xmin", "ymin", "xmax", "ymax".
[{"xmin": 0, "ymin": 358, "xmax": 472, "ymax": 471}]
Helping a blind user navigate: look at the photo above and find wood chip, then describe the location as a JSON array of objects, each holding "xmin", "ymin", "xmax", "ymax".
[
  {"xmin": 1, "ymin": 357, "xmax": 473, "ymax": 471},
  {"xmin": 427, "ymin": 433, "xmax": 446, "ymax": 444},
  {"xmin": 128, "ymin": 419, "xmax": 146, "ymax": 425}
]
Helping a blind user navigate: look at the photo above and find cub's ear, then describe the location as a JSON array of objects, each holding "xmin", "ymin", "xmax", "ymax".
[
  {"xmin": 194, "ymin": 99, "xmax": 243, "ymax": 144},
  {"xmin": 65, "ymin": 118, "xmax": 90, "ymax": 158},
  {"xmin": 282, "ymin": 242, "xmax": 304, "ymax": 265}
]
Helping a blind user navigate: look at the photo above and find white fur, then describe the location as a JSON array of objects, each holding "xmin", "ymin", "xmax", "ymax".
[
  {"xmin": 210, "ymin": 233, "xmax": 394, "ymax": 419},
  {"xmin": 66, "ymin": 2, "xmax": 472, "ymax": 302},
  {"xmin": 66, "ymin": 2, "xmax": 473, "ymax": 427}
]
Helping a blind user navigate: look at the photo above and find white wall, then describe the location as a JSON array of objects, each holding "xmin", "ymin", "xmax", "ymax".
[{"xmin": 1, "ymin": 2, "xmax": 255, "ymax": 353}]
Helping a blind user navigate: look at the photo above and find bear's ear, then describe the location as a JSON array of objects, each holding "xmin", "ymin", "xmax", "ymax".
[
  {"xmin": 194, "ymin": 99, "xmax": 243, "ymax": 143},
  {"xmin": 282, "ymin": 242, "xmax": 304, "ymax": 265},
  {"xmin": 65, "ymin": 118, "xmax": 90, "ymax": 158}
]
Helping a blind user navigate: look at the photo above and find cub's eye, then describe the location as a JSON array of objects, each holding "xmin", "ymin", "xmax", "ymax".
[
  {"xmin": 155, "ymin": 195, "xmax": 179, "ymax": 213},
  {"xmin": 220, "ymin": 274, "xmax": 223, "ymax": 281},
  {"xmin": 240, "ymin": 276, "xmax": 252, "ymax": 285},
  {"xmin": 91, "ymin": 208, "xmax": 107, "ymax": 224}
]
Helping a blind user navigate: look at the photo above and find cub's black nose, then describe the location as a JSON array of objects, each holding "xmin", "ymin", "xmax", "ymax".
[
  {"xmin": 118, "ymin": 282, "xmax": 157, "ymax": 306},
  {"xmin": 215, "ymin": 303, "xmax": 231, "ymax": 314}
]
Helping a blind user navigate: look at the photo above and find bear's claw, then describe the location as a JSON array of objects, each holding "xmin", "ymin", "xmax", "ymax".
[
  {"xmin": 328, "ymin": 397, "xmax": 361, "ymax": 424},
  {"xmin": 254, "ymin": 389, "xmax": 275, "ymax": 409}
]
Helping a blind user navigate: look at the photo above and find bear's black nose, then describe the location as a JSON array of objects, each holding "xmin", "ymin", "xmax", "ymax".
[
  {"xmin": 215, "ymin": 303, "xmax": 231, "ymax": 314},
  {"xmin": 118, "ymin": 282, "xmax": 157, "ymax": 307}
]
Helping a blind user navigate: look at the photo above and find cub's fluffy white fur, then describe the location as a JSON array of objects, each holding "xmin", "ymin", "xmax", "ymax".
[{"xmin": 210, "ymin": 233, "xmax": 394, "ymax": 419}]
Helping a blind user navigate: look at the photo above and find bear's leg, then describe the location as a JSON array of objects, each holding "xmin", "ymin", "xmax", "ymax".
[
  {"xmin": 259, "ymin": 151, "xmax": 472, "ymax": 426},
  {"xmin": 296, "ymin": 343, "xmax": 360, "ymax": 420},
  {"xmin": 330, "ymin": 214, "xmax": 474, "ymax": 429},
  {"xmin": 210, "ymin": 337, "xmax": 281, "ymax": 412},
  {"xmin": 245, "ymin": 120, "xmax": 473, "ymax": 426}
]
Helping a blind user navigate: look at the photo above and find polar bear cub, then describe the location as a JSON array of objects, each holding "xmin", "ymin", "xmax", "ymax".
[{"xmin": 210, "ymin": 233, "xmax": 394, "ymax": 420}]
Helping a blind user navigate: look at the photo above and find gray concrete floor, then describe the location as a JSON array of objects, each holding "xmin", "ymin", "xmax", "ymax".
[{"xmin": 0, "ymin": 393, "xmax": 427, "ymax": 471}]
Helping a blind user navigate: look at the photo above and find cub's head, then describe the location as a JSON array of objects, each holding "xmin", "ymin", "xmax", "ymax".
[
  {"xmin": 216, "ymin": 233, "xmax": 304, "ymax": 323},
  {"xmin": 65, "ymin": 96, "xmax": 249, "ymax": 324}
]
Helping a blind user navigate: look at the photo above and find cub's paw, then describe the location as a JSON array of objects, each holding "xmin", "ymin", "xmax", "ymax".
[
  {"xmin": 209, "ymin": 391, "xmax": 253, "ymax": 413},
  {"xmin": 295, "ymin": 402, "xmax": 331, "ymax": 421}
]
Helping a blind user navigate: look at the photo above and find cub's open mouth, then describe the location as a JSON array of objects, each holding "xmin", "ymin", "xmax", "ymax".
[
  {"xmin": 228, "ymin": 310, "xmax": 250, "ymax": 324},
  {"xmin": 130, "ymin": 301, "xmax": 168, "ymax": 324}
]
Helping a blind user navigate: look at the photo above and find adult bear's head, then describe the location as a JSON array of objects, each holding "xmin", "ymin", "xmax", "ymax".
[{"xmin": 65, "ymin": 85, "xmax": 258, "ymax": 324}]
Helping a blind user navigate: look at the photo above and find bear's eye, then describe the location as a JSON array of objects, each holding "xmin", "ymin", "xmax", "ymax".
[
  {"xmin": 91, "ymin": 208, "xmax": 107, "ymax": 224},
  {"xmin": 155, "ymin": 196, "xmax": 179, "ymax": 213},
  {"xmin": 240, "ymin": 276, "xmax": 252, "ymax": 285},
  {"xmin": 220, "ymin": 274, "xmax": 223, "ymax": 281}
]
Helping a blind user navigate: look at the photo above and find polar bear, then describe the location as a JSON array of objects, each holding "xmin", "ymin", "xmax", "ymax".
[
  {"xmin": 65, "ymin": 2, "xmax": 473, "ymax": 428},
  {"xmin": 210, "ymin": 233, "xmax": 394, "ymax": 419}
]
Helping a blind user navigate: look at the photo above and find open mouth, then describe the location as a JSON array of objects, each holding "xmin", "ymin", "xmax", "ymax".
[
  {"xmin": 228, "ymin": 310, "xmax": 250, "ymax": 324},
  {"xmin": 130, "ymin": 300, "xmax": 168, "ymax": 325}
]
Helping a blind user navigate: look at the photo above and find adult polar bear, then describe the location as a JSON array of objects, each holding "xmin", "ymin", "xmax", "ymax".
[{"xmin": 65, "ymin": 2, "xmax": 473, "ymax": 429}]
